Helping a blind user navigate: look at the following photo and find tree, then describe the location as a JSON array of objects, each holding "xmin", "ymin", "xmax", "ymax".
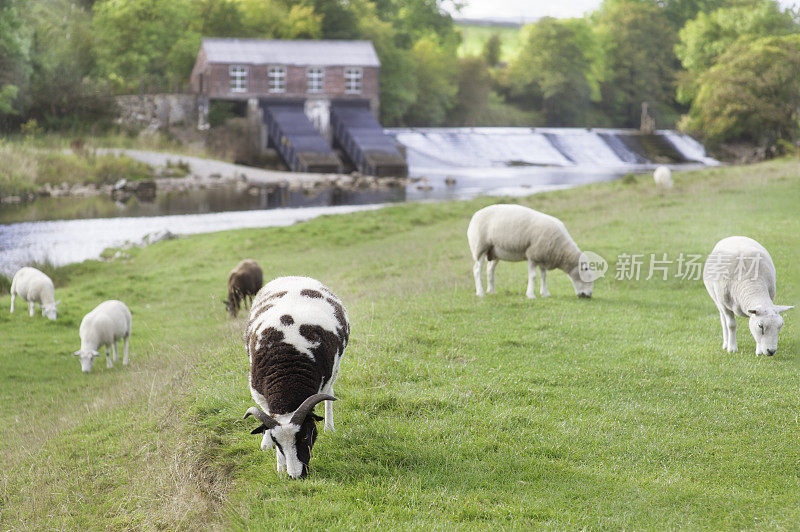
[
  {"xmin": 680, "ymin": 34, "xmax": 800, "ymax": 146},
  {"xmin": 92, "ymin": 0, "xmax": 198, "ymax": 90},
  {"xmin": 403, "ymin": 36, "xmax": 457, "ymax": 125},
  {"xmin": 676, "ymin": 0, "xmax": 798, "ymax": 103},
  {"xmin": 505, "ymin": 17, "xmax": 595, "ymax": 126},
  {"xmin": 0, "ymin": 0, "xmax": 31, "ymax": 118},
  {"xmin": 482, "ymin": 33, "xmax": 502, "ymax": 67},
  {"xmin": 449, "ymin": 56, "xmax": 492, "ymax": 125},
  {"xmin": 593, "ymin": 0, "xmax": 679, "ymax": 127}
]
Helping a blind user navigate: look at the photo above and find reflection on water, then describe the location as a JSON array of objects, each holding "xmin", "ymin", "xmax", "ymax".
[{"xmin": 0, "ymin": 184, "xmax": 406, "ymax": 224}]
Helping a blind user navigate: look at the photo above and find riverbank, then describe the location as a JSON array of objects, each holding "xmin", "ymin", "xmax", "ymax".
[
  {"xmin": 0, "ymin": 144, "xmax": 406, "ymax": 205},
  {"xmin": 1, "ymin": 159, "xmax": 798, "ymax": 528}
]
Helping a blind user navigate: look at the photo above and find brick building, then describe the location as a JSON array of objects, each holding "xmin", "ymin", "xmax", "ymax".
[{"xmin": 190, "ymin": 38, "xmax": 380, "ymax": 116}]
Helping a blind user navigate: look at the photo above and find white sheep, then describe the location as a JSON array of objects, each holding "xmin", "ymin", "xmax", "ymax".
[
  {"xmin": 653, "ymin": 166, "xmax": 673, "ymax": 188},
  {"xmin": 72, "ymin": 300, "xmax": 132, "ymax": 372},
  {"xmin": 467, "ymin": 204, "xmax": 595, "ymax": 299},
  {"xmin": 9, "ymin": 267, "xmax": 60, "ymax": 320},
  {"xmin": 703, "ymin": 236, "xmax": 793, "ymax": 356}
]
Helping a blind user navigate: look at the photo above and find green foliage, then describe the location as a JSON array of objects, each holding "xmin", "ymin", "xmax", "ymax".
[
  {"xmin": 675, "ymin": 0, "xmax": 798, "ymax": 103},
  {"xmin": 680, "ymin": 34, "xmax": 800, "ymax": 146},
  {"xmin": 91, "ymin": 0, "xmax": 199, "ymax": 90},
  {"xmin": 592, "ymin": 0, "xmax": 679, "ymax": 127},
  {"xmin": 448, "ymin": 56, "xmax": 492, "ymax": 125},
  {"xmin": 505, "ymin": 17, "xmax": 596, "ymax": 126},
  {"xmin": 0, "ymin": 0, "xmax": 32, "ymax": 119},
  {"xmin": 457, "ymin": 23, "xmax": 523, "ymax": 63},
  {"xmin": 481, "ymin": 33, "xmax": 502, "ymax": 67},
  {"xmin": 403, "ymin": 36, "xmax": 458, "ymax": 125}
]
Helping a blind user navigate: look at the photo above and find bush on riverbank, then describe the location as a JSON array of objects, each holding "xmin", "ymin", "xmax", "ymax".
[{"xmin": 0, "ymin": 141, "xmax": 152, "ymax": 197}]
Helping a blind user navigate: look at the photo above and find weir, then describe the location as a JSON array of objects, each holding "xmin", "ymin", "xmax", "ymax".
[{"xmin": 387, "ymin": 127, "xmax": 717, "ymax": 170}]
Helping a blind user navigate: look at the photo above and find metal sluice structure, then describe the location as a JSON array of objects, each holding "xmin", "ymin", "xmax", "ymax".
[
  {"xmin": 260, "ymin": 100, "xmax": 343, "ymax": 173},
  {"xmin": 330, "ymin": 101, "xmax": 408, "ymax": 177}
]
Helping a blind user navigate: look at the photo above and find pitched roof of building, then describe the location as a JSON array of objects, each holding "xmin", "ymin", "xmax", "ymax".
[{"xmin": 201, "ymin": 38, "xmax": 381, "ymax": 67}]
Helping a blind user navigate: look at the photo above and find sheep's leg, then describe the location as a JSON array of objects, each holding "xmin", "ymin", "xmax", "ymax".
[
  {"xmin": 122, "ymin": 336, "xmax": 130, "ymax": 366},
  {"xmin": 324, "ymin": 387, "xmax": 335, "ymax": 432},
  {"xmin": 486, "ymin": 260, "xmax": 498, "ymax": 294},
  {"xmin": 276, "ymin": 449, "xmax": 287, "ymax": 473},
  {"xmin": 473, "ymin": 255, "xmax": 486, "ymax": 297},
  {"xmin": 526, "ymin": 260, "xmax": 537, "ymax": 299},
  {"xmin": 539, "ymin": 266, "xmax": 551, "ymax": 297},
  {"xmin": 112, "ymin": 341, "xmax": 119, "ymax": 363},
  {"xmin": 106, "ymin": 346, "xmax": 113, "ymax": 368},
  {"xmin": 28, "ymin": 301, "xmax": 35, "ymax": 317},
  {"xmin": 716, "ymin": 308, "xmax": 728, "ymax": 350},
  {"xmin": 723, "ymin": 310, "xmax": 738, "ymax": 352},
  {"xmin": 10, "ymin": 293, "xmax": 15, "ymax": 313}
]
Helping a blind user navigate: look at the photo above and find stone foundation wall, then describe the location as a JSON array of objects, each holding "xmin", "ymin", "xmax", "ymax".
[{"xmin": 115, "ymin": 94, "xmax": 197, "ymax": 130}]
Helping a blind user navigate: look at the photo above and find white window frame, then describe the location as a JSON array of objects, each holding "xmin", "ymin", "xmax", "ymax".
[
  {"xmin": 344, "ymin": 67, "xmax": 362, "ymax": 95},
  {"xmin": 268, "ymin": 66, "xmax": 286, "ymax": 93},
  {"xmin": 229, "ymin": 65, "xmax": 247, "ymax": 93},
  {"xmin": 307, "ymin": 67, "xmax": 324, "ymax": 94}
]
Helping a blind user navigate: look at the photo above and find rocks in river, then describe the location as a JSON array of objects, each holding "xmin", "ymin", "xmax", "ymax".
[
  {"xmin": 111, "ymin": 178, "xmax": 157, "ymax": 202},
  {"xmin": 445, "ymin": 176, "xmax": 456, "ymax": 187},
  {"xmin": 141, "ymin": 230, "xmax": 176, "ymax": 245}
]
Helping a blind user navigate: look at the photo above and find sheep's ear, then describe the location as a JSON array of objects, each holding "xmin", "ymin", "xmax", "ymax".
[
  {"xmin": 311, "ymin": 413, "xmax": 323, "ymax": 422},
  {"xmin": 72, "ymin": 350, "xmax": 81, "ymax": 356},
  {"xmin": 747, "ymin": 307, "xmax": 763, "ymax": 316},
  {"xmin": 91, "ymin": 350, "xmax": 100, "ymax": 358},
  {"xmin": 775, "ymin": 305, "xmax": 794, "ymax": 314},
  {"xmin": 54, "ymin": 300, "xmax": 61, "ymax": 306}
]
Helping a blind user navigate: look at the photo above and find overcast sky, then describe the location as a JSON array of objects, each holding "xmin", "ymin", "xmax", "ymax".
[{"xmin": 445, "ymin": 0, "xmax": 800, "ymax": 21}]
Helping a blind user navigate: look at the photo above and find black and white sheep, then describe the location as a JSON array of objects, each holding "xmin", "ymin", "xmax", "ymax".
[
  {"xmin": 703, "ymin": 236, "xmax": 793, "ymax": 356},
  {"xmin": 72, "ymin": 300, "xmax": 132, "ymax": 373},
  {"xmin": 467, "ymin": 204, "xmax": 595, "ymax": 299},
  {"xmin": 9, "ymin": 267, "xmax": 60, "ymax": 320},
  {"xmin": 243, "ymin": 276, "xmax": 349, "ymax": 479},
  {"xmin": 226, "ymin": 259, "xmax": 263, "ymax": 317}
]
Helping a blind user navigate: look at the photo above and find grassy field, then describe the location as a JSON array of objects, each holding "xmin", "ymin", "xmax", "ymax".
[
  {"xmin": 457, "ymin": 23, "xmax": 524, "ymax": 62},
  {"xmin": 1, "ymin": 160, "xmax": 799, "ymax": 529}
]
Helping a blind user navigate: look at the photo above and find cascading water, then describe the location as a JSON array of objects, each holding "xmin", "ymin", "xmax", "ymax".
[{"xmin": 387, "ymin": 127, "xmax": 717, "ymax": 172}]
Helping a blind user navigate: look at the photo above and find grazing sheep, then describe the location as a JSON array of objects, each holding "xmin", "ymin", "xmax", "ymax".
[
  {"xmin": 467, "ymin": 204, "xmax": 595, "ymax": 299},
  {"xmin": 72, "ymin": 300, "xmax": 132, "ymax": 373},
  {"xmin": 9, "ymin": 267, "xmax": 60, "ymax": 320},
  {"xmin": 653, "ymin": 166, "xmax": 673, "ymax": 188},
  {"xmin": 243, "ymin": 276, "xmax": 349, "ymax": 479},
  {"xmin": 226, "ymin": 259, "xmax": 263, "ymax": 317},
  {"xmin": 703, "ymin": 236, "xmax": 793, "ymax": 356}
]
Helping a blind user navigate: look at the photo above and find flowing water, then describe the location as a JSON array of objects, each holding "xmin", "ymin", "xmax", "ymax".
[{"xmin": 0, "ymin": 128, "xmax": 717, "ymax": 276}]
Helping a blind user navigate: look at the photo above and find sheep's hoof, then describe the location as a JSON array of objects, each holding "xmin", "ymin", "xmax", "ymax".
[
  {"xmin": 526, "ymin": 293, "xmax": 536, "ymax": 299},
  {"xmin": 541, "ymin": 292, "xmax": 551, "ymax": 298}
]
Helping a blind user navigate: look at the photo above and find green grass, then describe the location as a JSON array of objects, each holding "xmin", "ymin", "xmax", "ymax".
[
  {"xmin": 1, "ymin": 160, "xmax": 799, "ymax": 529},
  {"xmin": 457, "ymin": 23, "xmax": 523, "ymax": 62},
  {"xmin": 0, "ymin": 140, "xmax": 153, "ymax": 197}
]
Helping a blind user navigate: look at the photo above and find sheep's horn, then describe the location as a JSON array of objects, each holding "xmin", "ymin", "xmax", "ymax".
[
  {"xmin": 290, "ymin": 394, "xmax": 336, "ymax": 426},
  {"xmin": 243, "ymin": 406, "xmax": 279, "ymax": 430}
]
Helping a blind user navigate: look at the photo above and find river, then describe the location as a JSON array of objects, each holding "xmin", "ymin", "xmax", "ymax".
[{"xmin": 0, "ymin": 127, "xmax": 716, "ymax": 276}]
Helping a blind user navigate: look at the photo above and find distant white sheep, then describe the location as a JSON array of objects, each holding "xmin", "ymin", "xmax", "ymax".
[
  {"xmin": 653, "ymin": 166, "xmax": 673, "ymax": 188},
  {"xmin": 467, "ymin": 204, "xmax": 595, "ymax": 299},
  {"xmin": 703, "ymin": 236, "xmax": 793, "ymax": 356},
  {"xmin": 9, "ymin": 267, "xmax": 60, "ymax": 320},
  {"xmin": 73, "ymin": 300, "xmax": 132, "ymax": 373}
]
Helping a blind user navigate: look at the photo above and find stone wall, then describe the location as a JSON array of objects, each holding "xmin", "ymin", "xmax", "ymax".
[{"xmin": 115, "ymin": 94, "xmax": 197, "ymax": 131}]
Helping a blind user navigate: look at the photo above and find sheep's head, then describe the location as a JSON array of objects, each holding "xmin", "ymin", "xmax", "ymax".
[
  {"xmin": 72, "ymin": 349, "xmax": 100, "ymax": 373},
  {"xmin": 43, "ymin": 300, "xmax": 60, "ymax": 320},
  {"xmin": 747, "ymin": 305, "xmax": 793, "ymax": 356},
  {"xmin": 244, "ymin": 394, "xmax": 335, "ymax": 479}
]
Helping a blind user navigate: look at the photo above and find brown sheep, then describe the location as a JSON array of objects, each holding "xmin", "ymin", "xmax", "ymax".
[{"xmin": 226, "ymin": 259, "xmax": 263, "ymax": 317}]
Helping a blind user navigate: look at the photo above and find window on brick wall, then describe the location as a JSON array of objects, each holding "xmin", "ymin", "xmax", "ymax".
[
  {"xmin": 229, "ymin": 65, "xmax": 247, "ymax": 93},
  {"xmin": 344, "ymin": 68, "xmax": 362, "ymax": 94},
  {"xmin": 307, "ymin": 67, "xmax": 324, "ymax": 93},
  {"xmin": 269, "ymin": 66, "xmax": 286, "ymax": 93}
]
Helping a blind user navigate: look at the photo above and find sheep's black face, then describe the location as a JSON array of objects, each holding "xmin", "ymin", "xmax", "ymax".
[{"xmin": 295, "ymin": 414, "xmax": 322, "ymax": 476}]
